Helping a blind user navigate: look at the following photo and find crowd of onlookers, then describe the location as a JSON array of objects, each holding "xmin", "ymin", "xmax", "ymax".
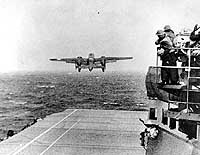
[{"xmin": 155, "ymin": 24, "xmax": 200, "ymax": 85}]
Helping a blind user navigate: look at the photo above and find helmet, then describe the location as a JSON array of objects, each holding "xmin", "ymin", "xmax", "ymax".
[
  {"xmin": 164, "ymin": 25, "xmax": 171, "ymax": 31},
  {"xmin": 156, "ymin": 30, "xmax": 165, "ymax": 36}
]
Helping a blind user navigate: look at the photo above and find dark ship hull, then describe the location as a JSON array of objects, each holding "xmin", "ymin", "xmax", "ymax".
[
  {"xmin": 145, "ymin": 66, "xmax": 200, "ymax": 155},
  {"xmin": 146, "ymin": 66, "xmax": 200, "ymax": 105}
]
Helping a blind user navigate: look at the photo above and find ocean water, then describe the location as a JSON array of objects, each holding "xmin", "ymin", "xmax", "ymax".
[{"xmin": 0, "ymin": 71, "xmax": 148, "ymax": 140}]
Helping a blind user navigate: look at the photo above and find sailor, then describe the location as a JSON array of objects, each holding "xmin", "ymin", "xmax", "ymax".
[
  {"xmin": 6, "ymin": 130, "xmax": 14, "ymax": 139},
  {"xmin": 140, "ymin": 126, "xmax": 158, "ymax": 149},
  {"xmin": 190, "ymin": 24, "xmax": 200, "ymax": 43},
  {"xmin": 164, "ymin": 25, "xmax": 176, "ymax": 43},
  {"xmin": 173, "ymin": 35, "xmax": 188, "ymax": 66},
  {"xmin": 173, "ymin": 35, "xmax": 189, "ymax": 80},
  {"xmin": 155, "ymin": 30, "xmax": 179, "ymax": 85},
  {"xmin": 189, "ymin": 24, "xmax": 200, "ymax": 86},
  {"xmin": 140, "ymin": 131, "xmax": 146, "ymax": 147},
  {"xmin": 140, "ymin": 128, "xmax": 149, "ymax": 149},
  {"xmin": 190, "ymin": 24, "xmax": 200, "ymax": 66}
]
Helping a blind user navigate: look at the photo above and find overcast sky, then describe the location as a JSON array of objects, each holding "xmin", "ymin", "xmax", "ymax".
[{"xmin": 0, "ymin": 0, "xmax": 200, "ymax": 73}]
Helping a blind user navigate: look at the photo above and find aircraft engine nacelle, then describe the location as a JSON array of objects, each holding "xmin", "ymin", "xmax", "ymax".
[
  {"xmin": 76, "ymin": 56, "xmax": 83, "ymax": 66},
  {"xmin": 100, "ymin": 56, "xmax": 106, "ymax": 67}
]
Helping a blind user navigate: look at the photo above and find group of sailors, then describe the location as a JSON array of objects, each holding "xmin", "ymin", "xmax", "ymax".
[
  {"xmin": 139, "ymin": 118, "xmax": 159, "ymax": 149},
  {"xmin": 155, "ymin": 24, "xmax": 200, "ymax": 85}
]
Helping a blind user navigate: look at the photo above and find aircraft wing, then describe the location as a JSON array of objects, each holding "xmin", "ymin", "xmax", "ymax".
[
  {"xmin": 94, "ymin": 60, "xmax": 117, "ymax": 64},
  {"xmin": 49, "ymin": 58, "xmax": 77, "ymax": 63},
  {"xmin": 105, "ymin": 57, "xmax": 133, "ymax": 61},
  {"xmin": 96, "ymin": 57, "xmax": 133, "ymax": 63}
]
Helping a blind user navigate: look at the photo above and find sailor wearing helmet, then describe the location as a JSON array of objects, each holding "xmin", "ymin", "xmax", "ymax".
[
  {"xmin": 164, "ymin": 25, "xmax": 176, "ymax": 43},
  {"xmin": 155, "ymin": 29, "xmax": 179, "ymax": 85}
]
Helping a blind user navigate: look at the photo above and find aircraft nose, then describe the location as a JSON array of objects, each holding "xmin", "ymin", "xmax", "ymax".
[{"xmin": 89, "ymin": 58, "xmax": 93, "ymax": 61}]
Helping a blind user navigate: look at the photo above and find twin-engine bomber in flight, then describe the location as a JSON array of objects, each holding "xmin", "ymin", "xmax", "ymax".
[{"xmin": 50, "ymin": 53, "xmax": 133, "ymax": 72}]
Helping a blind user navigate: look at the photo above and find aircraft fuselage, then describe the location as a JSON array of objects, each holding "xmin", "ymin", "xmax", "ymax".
[{"xmin": 88, "ymin": 56, "xmax": 95, "ymax": 71}]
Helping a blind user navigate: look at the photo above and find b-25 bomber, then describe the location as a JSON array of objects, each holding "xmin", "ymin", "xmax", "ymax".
[{"xmin": 50, "ymin": 53, "xmax": 133, "ymax": 72}]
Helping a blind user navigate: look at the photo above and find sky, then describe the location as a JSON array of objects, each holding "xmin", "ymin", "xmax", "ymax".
[{"xmin": 0, "ymin": 0, "xmax": 200, "ymax": 73}]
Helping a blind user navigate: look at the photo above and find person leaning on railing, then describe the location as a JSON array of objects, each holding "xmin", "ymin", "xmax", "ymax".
[
  {"xmin": 189, "ymin": 24, "xmax": 200, "ymax": 84},
  {"xmin": 155, "ymin": 30, "xmax": 179, "ymax": 85},
  {"xmin": 164, "ymin": 25, "xmax": 176, "ymax": 43}
]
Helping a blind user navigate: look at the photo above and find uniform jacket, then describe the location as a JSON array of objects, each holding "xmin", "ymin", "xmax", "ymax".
[{"xmin": 157, "ymin": 35, "xmax": 177, "ymax": 64}]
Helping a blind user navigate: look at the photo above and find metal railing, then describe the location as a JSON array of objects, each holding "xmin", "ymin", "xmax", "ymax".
[{"xmin": 155, "ymin": 47, "xmax": 200, "ymax": 113}]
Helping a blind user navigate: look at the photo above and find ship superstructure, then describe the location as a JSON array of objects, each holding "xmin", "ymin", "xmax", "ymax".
[{"xmin": 145, "ymin": 30, "xmax": 200, "ymax": 154}]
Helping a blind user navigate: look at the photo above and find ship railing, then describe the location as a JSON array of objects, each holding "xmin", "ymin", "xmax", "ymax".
[
  {"xmin": 155, "ymin": 47, "xmax": 200, "ymax": 113},
  {"xmin": 168, "ymin": 100, "xmax": 200, "ymax": 105}
]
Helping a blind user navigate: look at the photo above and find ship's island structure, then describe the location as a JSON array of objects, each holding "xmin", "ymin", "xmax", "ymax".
[{"xmin": 145, "ymin": 29, "xmax": 200, "ymax": 155}]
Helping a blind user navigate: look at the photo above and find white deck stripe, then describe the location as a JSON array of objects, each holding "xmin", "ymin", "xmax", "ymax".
[
  {"xmin": 40, "ymin": 119, "xmax": 81, "ymax": 155},
  {"xmin": 11, "ymin": 109, "xmax": 78, "ymax": 155}
]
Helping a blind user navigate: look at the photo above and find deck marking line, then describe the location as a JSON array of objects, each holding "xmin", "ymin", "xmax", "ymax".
[
  {"xmin": 40, "ymin": 119, "xmax": 81, "ymax": 155},
  {"xmin": 11, "ymin": 109, "xmax": 78, "ymax": 155},
  {"xmin": 7, "ymin": 144, "xmax": 23, "ymax": 155}
]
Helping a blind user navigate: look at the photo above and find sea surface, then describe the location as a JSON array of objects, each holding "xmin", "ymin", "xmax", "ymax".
[{"xmin": 0, "ymin": 71, "xmax": 149, "ymax": 140}]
